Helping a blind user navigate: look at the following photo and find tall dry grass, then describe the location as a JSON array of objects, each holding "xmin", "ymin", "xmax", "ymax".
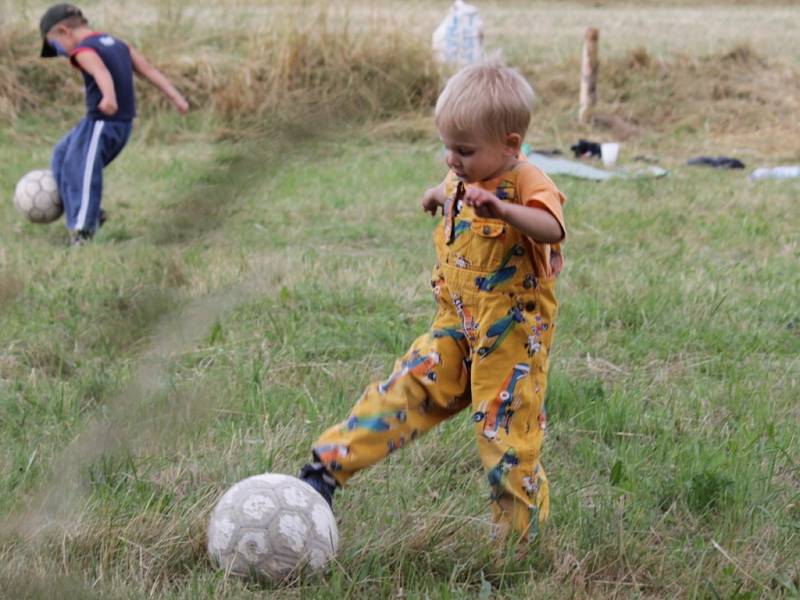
[
  {"xmin": 520, "ymin": 42, "xmax": 800, "ymax": 158},
  {"xmin": 0, "ymin": 26, "xmax": 82, "ymax": 122},
  {"xmin": 3, "ymin": 4, "xmax": 797, "ymax": 159},
  {"xmin": 0, "ymin": 6, "xmax": 440, "ymax": 136}
]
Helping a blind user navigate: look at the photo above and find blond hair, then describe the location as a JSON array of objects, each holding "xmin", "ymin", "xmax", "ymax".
[{"xmin": 435, "ymin": 62, "xmax": 534, "ymax": 142}]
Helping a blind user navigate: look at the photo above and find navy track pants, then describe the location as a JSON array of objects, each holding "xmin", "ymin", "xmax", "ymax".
[{"xmin": 51, "ymin": 118, "xmax": 132, "ymax": 232}]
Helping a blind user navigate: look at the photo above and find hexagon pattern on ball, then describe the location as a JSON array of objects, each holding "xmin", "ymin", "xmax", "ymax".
[
  {"xmin": 13, "ymin": 169, "xmax": 63, "ymax": 224},
  {"xmin": 207, "ymin": 473, "xmax": 338, "ymax": 582}
]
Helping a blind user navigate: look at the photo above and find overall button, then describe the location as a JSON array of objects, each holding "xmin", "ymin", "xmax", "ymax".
[
  {"xmin": 472, "ymin": 220, "xmax": 505, "ymax": 238},
  {"xmin": 525, "ymin": 301, "xmax": 536, "ymax": 312},
  {"xmin": 523, "ymin": 278, "xmax": 534, "ymax": 289}
]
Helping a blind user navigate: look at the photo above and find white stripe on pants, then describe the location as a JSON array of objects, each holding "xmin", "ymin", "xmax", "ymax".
[{"xmin": 75, "ymin": 120, "xmax": 105, "ymax": 231}]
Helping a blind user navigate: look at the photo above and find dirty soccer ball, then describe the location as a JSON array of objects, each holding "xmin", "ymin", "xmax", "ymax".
[
  {"xmin": 13, "ymin": 169, "xmax": 62, "ymax": 224},
  {"xmin": 207, "ymin": 473, "xmax": 338, "ymax": 582}
]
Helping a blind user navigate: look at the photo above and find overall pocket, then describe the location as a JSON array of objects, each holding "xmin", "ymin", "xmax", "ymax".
[{"xmin": 467, "ymin": 218, "xmax": 518, "ymax": 272}]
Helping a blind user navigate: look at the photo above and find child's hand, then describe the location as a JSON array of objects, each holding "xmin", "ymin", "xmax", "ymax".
[
  {"xmin": 464, "ymin": 187, "xmax": 506, "ymax": 220},
  {"xmin": 98, "ymin": 96, "xmax": 118, "ymax": 116},
  {"xmin": 172, "ymin": 95, "xmax": 189, "ymax": 114},
  {"xmin": 421, "ymin": 185, "xmax": 444, "ymax": 216}
]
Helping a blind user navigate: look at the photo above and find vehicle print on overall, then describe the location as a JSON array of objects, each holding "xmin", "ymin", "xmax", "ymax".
[
  {"xmin": 378, "ymin": 349, "xmax": 442, "ymax": 394},
  {"xmin": 536, "ymin": 378, "xmax": 548, "ymax": 430},
  {"xmin": 494, "ymin": 179, "xmax": 515, "ymax": 202},
  {"xmin": 313, "ymin": 443, "xmax": 350, "ymax": 471},
  {"xmin": 431, "ymin": 276, "xmax": 446, "ymax": 301},
  {"xmin": 522, "ymin": 463, "xmax": 545, "ymax": 538},
  {"xmin": 452, "ymin": 294, "xmax": 480, "ymax": 345},
  {"xmin": 522, "ymin": 274, "xmax": 537, "ymax": 290},
  {"xmin": 452, "ymin": 219, "xmax": 470, "ymax": 241},
  {"xmin": 454, "ymin": 254, "xmax": 471, "ymax": 269},
  {"xmin": 475, "ymin": 244, "xmax": 525, "ymax": 292},
  {"xmin": 473, "ymin": 362, "xmax": 530, "ymax": 440},
  {"xmin": 487, "ymin": 448, "xmax": 520, "ymax": 501},
  {"xmin": 387, "ymin": 429, "xmax": 419, "ymax": 453},
  {"xmin": 522, "ymin": 463, "xmax": 544, "ymax": 498},
  {"xmin": 526, "ymin": 314, "xmax": 549, "ymax": 357},
  {"xmin": 432, "ymin": 325, "xmax": 467, "ymax": 341},
  {"xmin": 477, "ymin": 305, "xmax": 525, "ymax": 358},
  {"xmin": 341, "ymin": 409, "xmax": 407, "ymax": 432}
]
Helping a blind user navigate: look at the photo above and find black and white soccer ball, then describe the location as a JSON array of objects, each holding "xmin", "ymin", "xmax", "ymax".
[
  {"xmin": 13, "ymin": 169, "xmax": 62, "ymax": 224},
  {"xmin": 207, "ymin": 473, "xmax": 338, "ymax": 582}
]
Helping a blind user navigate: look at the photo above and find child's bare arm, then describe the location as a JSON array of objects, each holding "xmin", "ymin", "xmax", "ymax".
[
  {"xmin": 421, "ymin": 182, "xmax": 447, "ymax": 216},
  {"xmin": 129, "ymin": 47, "xmax": 189, "ymax": 114},
  {"xmin": 496, "ymin": 201, "xmax": 563, "ymax": 243},
  {"xmin": 464, "ymin": 187, "xmax": 563, "ymax": 243},
  {"xmin": 74, "ymin": 51, "xmax": 118, "ymax": 116}
]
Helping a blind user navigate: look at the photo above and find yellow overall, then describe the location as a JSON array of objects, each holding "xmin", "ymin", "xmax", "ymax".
[{"xmin": 313, "ymin": 163, "xmax": 565, "ymax": 541}]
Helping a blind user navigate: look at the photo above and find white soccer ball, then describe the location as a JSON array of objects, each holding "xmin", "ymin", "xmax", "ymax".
[
  {"xmin": 207, "ymin": 473, "xmax": 338, "ymax": 582},
  {"xmin": 13, "ymin": 169, "xmax": 62, "ymax": 224}
]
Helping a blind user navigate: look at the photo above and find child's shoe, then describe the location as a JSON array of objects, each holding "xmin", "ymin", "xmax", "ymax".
[
  {"xmin": 98, "ymin": 209, "xmax": 108, "ymax": 228},
  {"xmin": 299, "ymin": 461, "xmax": 338, "ymax": 507},
  {"xmin": 68, "ymin": 229, "xmax": 94, "ymax": 247}
]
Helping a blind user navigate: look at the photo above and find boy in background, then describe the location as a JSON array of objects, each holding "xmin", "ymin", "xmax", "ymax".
[{"xmin": 39, "ymin": 3, "xmax": 189, "ymax": 245}]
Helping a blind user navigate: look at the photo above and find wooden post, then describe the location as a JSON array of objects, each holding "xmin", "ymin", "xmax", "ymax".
[{"xmin": 579, "ymin": 27, "xmax": 599, "ymax": 124}]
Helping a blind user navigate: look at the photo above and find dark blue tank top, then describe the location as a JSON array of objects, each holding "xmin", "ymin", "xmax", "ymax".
[{"xmin": 70, "ymin": 33, "xmax": 136, "ymax": 121}]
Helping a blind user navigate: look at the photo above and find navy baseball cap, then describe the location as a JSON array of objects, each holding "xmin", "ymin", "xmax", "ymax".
[{"xmin": 39, "ymin": 4, "xmax": 85, "ymax": 58}]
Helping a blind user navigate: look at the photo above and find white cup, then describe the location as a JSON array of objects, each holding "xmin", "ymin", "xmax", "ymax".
[{"xmin": 601, "ymin": 142, "xmax": 620, "ymax": 167}]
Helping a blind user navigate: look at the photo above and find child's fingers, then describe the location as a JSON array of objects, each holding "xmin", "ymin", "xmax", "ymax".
[
  {"xmin": 466, "ymin": 189, "xmax": 492, "ymax": 205},
  {"xmin": 464, "ymin": 195, "xmax": 479, "ymax": 206}
]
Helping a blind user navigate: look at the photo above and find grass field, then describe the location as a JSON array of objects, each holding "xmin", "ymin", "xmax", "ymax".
[{"xmin": 1, "ymin": 1, "xmax": 798, "ymax": 598}]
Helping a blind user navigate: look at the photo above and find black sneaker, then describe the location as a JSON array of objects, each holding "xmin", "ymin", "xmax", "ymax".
[
  {"xmin": 299, "ymin": 461, "xmax": 338, "ymax": 507},
  {"xmin": 98, "ymin": 209, "xmax": 108, "ymax": 228},
  {"xmin": 68, "ymin": 229, "xmax": 94, "ymax": 247}
]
